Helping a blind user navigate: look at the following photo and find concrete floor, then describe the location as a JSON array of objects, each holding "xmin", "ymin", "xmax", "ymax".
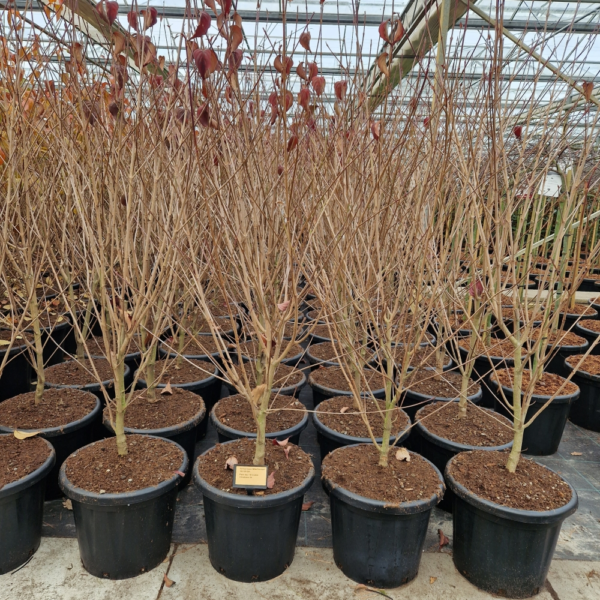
[{"xmin": 1, "ymin": 538, "xmax": 599, "ymax": 600}]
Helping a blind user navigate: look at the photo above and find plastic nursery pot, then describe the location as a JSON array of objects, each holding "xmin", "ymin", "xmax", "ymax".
[
  {"xmin": 544, "ymin": 336, "xmax": 589, "ymax": 378},
  {"xmin": 210, "ymin": 403, "xmax": 309, "ymax": 446},
  {"xmin": 193, "ymin": 440, "xmax": 315, "ymax": 582},
  {"xmin": 225, "ymin": 369, "xmax": 307, "ymax": 399},
  {"xmin": 573, "ymin": 321, "xmax": 600, "ymax": 356},
  {"xmin": 35, "ymin": 316, "xmax": 73, "ymax": 367},
  {"xmin": 563, "ymin": 359, "xmax": 600, "ymax": 432},
  {"xmin": 239, "ymin": 345, "xmax": 306, "ymax": 369},
  {"xmin": 558, "ymin": 306, "xmax": 599, "ymax": 331},
  {"xmin": 59, "ymin": 435, "xmax": 188, "ymax": 580},
  {"xmin": 322, "ymin": 444, "xmax": 445, "ymax": 588},
  {"xmin": 0, "ymin": 338, "xmax": 32, "ymax": 402},
  {"xmin": 0, "ymin": 436, "xmax": 55, "ymax": 574},
  {"xmin": 312, "ymin": 408, "xmax": 411, "ymax": 461},
  {"xmin": 0, "ymin": 392, "xmax": 101, "ymax": 500},
  {"xmin": 102, "ymin": 402, "xmax": 206, "ymax": 488},
  {"xmin": 577, "ymin": 278, "xmax": 599, "ymax": 293},
  {"xmin": 490, "ymin": 375, "xmax": 579, "ymax": 456},
  {"xmin": 137, "ymin": 363, "xmax": 221, "ymax": 412},
  {"xmin": 308, "ymin": 370, "xmax": 385, "ymax": 407},
  {"xmin": 445, "ymin": 454, "xmax": 578, "ymax": 598},
  {"xmin": 414, "ymin": 405, "xmax": 512, "ymax": 512}
]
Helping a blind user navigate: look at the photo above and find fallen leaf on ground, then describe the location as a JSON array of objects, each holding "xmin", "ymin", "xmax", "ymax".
[
  {"xmin": 438, "ymin": 529, "xmax": 449, "ymax": 550},
  {"xmin": 0, "ymin": 340, "xmax": 10, "ymax": 346},
  {"xmin": 161, "ymin": 382, "xmax": 173, "ymax": 395},
  {"xmin": 340, "ymin": 407, "xmax": 349, "ymax": 414},
  {"xmin": 354, "ymin": 583, "xmax": 392, "ymax": 598},
  {"xmin": 430, "ymin": 576, "xmax": 437, "ymax": 584},
  {"xmin": 302, "ymin": 501, "xmax": 314, "ymax": 511},
  {"xmin": 14, "ymin": 430, "xmax": 40, "ymax": 439},
  {"xmin": 395, "ymin": 447, "xmax": 410, "ymax": 462},
  {"xmin": 571, "ymin": 452, "xmax": 583, "ymax": 456},
  {"xmin": 62, "ymin": 499, "xmax": 73, "ymax": 510},
  {"xmin": 225, "ymin": 456, "xmax": 238, "ymax": 470},
  {"xmin": 267, "ymin": 471, "xmax": 275, "ymax": 489},
  {"xmin": 163, "ymin": 573, "xmax": 175, "ymax": 587}
]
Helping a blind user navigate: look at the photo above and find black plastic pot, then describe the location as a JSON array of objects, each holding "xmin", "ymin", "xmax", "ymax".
[
  {"xmin": 401, "ymin": 381, "xmax": 482, "ymax": 422},
  {"xmin": 306, "ymin": 343, "xmax": 376, "ymax": 371},
  {"xmin": 563, "ymin": 359, "xmax": 600, "ymax": 432},
  {"xmin": 102, "ymin": 401, "xmax": 206, "ymax": 487},
  {"xmin": 211, "ymin": 403, "xmax": 308, "ymax": 446},
  {"xmin": 0, "ymin": 436, "xmax": 55, "ymax": 574},
  {"xmin": 26, "ymin": 316, "xmax": 72, "ymax": 367},
  {"xmin": 193, "ymin": 440, "xmax": 315, "ymax": 582},
  {"xmin": 446, "ymin": 454, "xmax": 578, "ymax": 598},
  {"xmin": 59, "ymin": 435, "xmax": 188, "ymax": 580},
  {"xmin": 414, "ymin": 404, "xmax": 513, "ymax": 512},
  {"xmin": 239, "ymin": 344, "xmax": 306, "ymax": 368},
  {"xmin": 0, "ymin": 392, "xmax": 101, "ymax": 500},
  {"xmin": 312, "ymin": 408, "xmax": 410, "ymax": 460},
  {"xmin": 322, "ymin": 444, "xmax": 444, "ymax": 588},
  {"xmin": 137, "ymin": 363, "xmax": 221, "ymax": 412},
  {"xmin": 577, "ymin": 277, "xmax": 599, "ymax": 293},
  {"xmin": 0, "ymin": 339, "xmax": 32, "ymax": 402},
  {"xmin": 491, "ymin": 375, "xmax": 579, "ymax": 456},
  {"xmin": 544, "ymin": 335, "xmax": 589, "ymax": 378},
  {"xmin": 573, "ymin": 320, "xmax": 600, "ymax": 355},
  {"xmin": 308, "ymin": 369, "xmax": 385, "ymax": 407},
  {"xmin": 559, "ymin": 306, "xmax": 599, "ymax": 331},
  {"xmin": 225, "ymin": 369, "xmax": 307, "ymax": 399}
]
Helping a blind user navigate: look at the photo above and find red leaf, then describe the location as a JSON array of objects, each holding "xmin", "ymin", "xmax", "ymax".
[
  {"xmin": 225, "ymin": 456, "xmax": 238, "ymax": 470},
  {"xmin": 302, "ymin": 501, "xmax": 314, "ymax": 511},
  {"xmin": 96, "ymin": 0, "xmax": 119, "ymax": 26},
  {"xmin": 370, "ymin": 121, "xmax": 380, "ymax": 140},
  {"xmin": 127, "ymin": 10, "xmax": 138, "ymax": 30},
  {"xmin": 194, "ymin": 48, "xmax": 219, "ymax": 79},
  {"xmin": 228, "ymin": 49, "xmax": 243, "ymax": 73},
  {"xmin": 275, "ymin": 437, "xmax": 290, "ymax": 447},
  {"xmin": 230, "ymin": 24, "xmax": 243, "ymax": 52},
  {"xmin": 296, "ymin": 63, "xmax": 308, "ymax": 81},
  {"xmin": 311, "ymin": 76, "xmax": 325, "ymax": 96},
  {"xmin": 281, "ymin": 90, "xmax": 294, "ymax": 112},
  {"xmin": 582, "ymin": 81, "xmax": 594, "ymax": 102},
  {"xmin": 277, "ymin": 300, "xmax": 291, "ymax": 312},
  {"xmin": 513, "ymin": 125, "xmax": 522, "ymax": 140},
  {"xmin": 299, "ymin": 31, "xmax": 311, "ymax": 52},
  {"xmin": 376, "ymin": 53, "xmax": 390, "ymax": 77},
  {"xmin": 191, "ymin": 12, "xmax": 211, "ymax": 38},
  {"xmin": 267, "ymin": 471, "xmax": 275, "ymax": 489},
  {"xmin": 308, "ymin": 62, "xmax": 318, "ymax": 79},
  {"xmin": 287, "ymin": 134, "xmax": 298, "ymax": 152},
  {"xmin": 438, "ymin": 529, "xmax": 449, "ymax": 550},
  {"xmin": 268, "ymin": 91, "xmax": 278, "ymax": 108},
  {"xmin": 423, "ymin": 116, "xmax": 430, "ymax": 127},
  {"xmin": 298, "ymin": 87, "xmax": 310, "ymax": 111},
  {"xmin": 378, "ymin": 20, "xmax": 390, "ymax": 43},
  {"xmin": 393, "ymin": 20, "xmax": 405, "ymax": 43},
  {"xmin": 277, "ymin": 165, "xmax": 284, "ymax": 176},
  {"xmin": 197, "ymin": 104, "xmax": 210, "ymax": 127},
  {"xmin": 334, "ymin": 80, "xmax": 347, "ymax": 102},
  {"xmin": 222, "ymin": 0, "xmax": 232, "ymax": 16},
  {"xmin": 274, "ymin": 55, "xmax": 293, "ymax": 77},
  {"xmin": 141, "ymin": 7, "xmax": 157, "ymax": 30}
]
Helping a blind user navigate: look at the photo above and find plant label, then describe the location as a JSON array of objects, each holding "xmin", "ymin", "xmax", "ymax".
[
  {"xmin": 538, "ymin": 171, "xmax": 562, "ymax": 197},
  {"xmin": 232, "ymin": 465, "xmax": 268, "ymax": 489}
]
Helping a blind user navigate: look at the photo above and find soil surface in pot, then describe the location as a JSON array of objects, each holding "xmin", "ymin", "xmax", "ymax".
[
  {"xmin": 458, "ymin": 337, "xmax": 516, "ymax": 358},
  {"xmin": 404, "ymin": 370, "xmax": 480, "ymax": 398},
  {"xmin": 45, "ymin": 358, "xmax": 114, "ymax": 386},
  {"xmin": 322, "ymin": 444, "xmax": 441, "ymax": 504},
  {"xmin": 561, "ymin": 304, "xmax": 597, "ymax": 316},
  {"xmin": 150, "ymin": 359, "xmax": 215, "ymax": 384},
  {"xmin": 310, "ymin": 366, "xmax": 385, "ymax": 391},
  {"xmin": 307, "ymin": 309, "xmax": 327, "ymax": 322},
  {"xmin": 105, "ymin": 388, "xmax": 205, "ymax": 430},
  {"xmin": 0, "ymin": 329, "xmax": 33, "ymax": 346},
  {"xmin": 389, "ymin": 346, "xmax": 449, "ymax": 369},
  {"xmin": 308, "ymin": 342, "xmax": 374, "ymax": 363},
  {"xmin": 64, "ymin": 435, "xmax": 183, "ymax": 494},
  {"xmin": 492, "ymin": 368, "xmax": 579, "ymax": 396},
  {"xmin": 0, "ymin": 436, "xmax": 53, "ymax": 489},
  {"xmin": 448, "ymin": 450, "xmax": 572, "ymax": 510},
  {"xmin": 0, "ymin": 389, "xmax": 97, "ymax": 429},
  {"xmin": 163, "ymin": 334, "xmax": 224, "ymax": 356},
  {"xmin": 309, "ymin": 323, "xmax": 335, "ymax": 340},
  {"xmin": 501, "ymin": 306, "xmax": 545, "ymax": 321},
  {"xmin": 214, "ymin": 393, "xmax": 305, "ymax": 433},
  {"xmin": 284, "ymin": 322, "xmax": 305, "ymax": 340},
  {"xmin": 316, "ymin": 396, "xmax": 409, "ymax": 438},
  {"xmin": 417, "ymin": 402, "xmax": 513, "ymax": 446},
  {"xmin": 566, "ymin": 353, "xmax": 600, "ymax": 375},
  {"xmin": 229, "ymin": 362, "xmax": 304, "ymax": 388},
  {"xmin": 531, "ymin": 329, "xmax": 587, "ymax": 347},
  {"xmin": 83, "ymin": 335, "xmax": 141, "ymax": 357},
  {"xmin": 577, "ymin": 319, "xmax": 600, "ymax": 333},
  {"xmin": 239, "ymin": 340, "xmax": 304, "ymax": 361},
  {"xmin": 196, "ymin": 437, "xmax": 312, "ymax": 495}
]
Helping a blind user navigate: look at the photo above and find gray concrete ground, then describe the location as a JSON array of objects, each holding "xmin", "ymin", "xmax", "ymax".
[{"xmin": 1, "ymin": 538, "xmax": 599, "ymax": 600}]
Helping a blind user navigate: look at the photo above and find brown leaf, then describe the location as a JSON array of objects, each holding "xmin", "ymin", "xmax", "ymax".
[
  {"xmin": 62, "ymin": 499, "xmax": 73, "ymax": 510},
  {"xmin": 571, "ymin": 452, "xmax": 583, "ymax": 456},
  {"xmin": 250, "ymin": 384, "xmax": 267, "ymax": 406},
  {"xmin": 275, "ymin": 437, "xmax": 290, "ymax": 447},
  {"xmin": 296, "ymin": 62, "xmax": 308, "ymax": 81},
  {"xmin": 334, "ymin": 80, "xmax": 347, "ymax": 102},
  {"xmin": 267, "ymin": 471, "xmax": 275, "ymax": 489},
  {"xmin": 393, "ymin": 20, "xmax": 405, "ymax": 43},
  {"xmin": 429, "ymin": 576, "xmax": 437, "ymax": 584},
  {"xmin": 395, "ymin": 447, "xmax": 410, "ymax": 462},
  {"xmin": 340, "ymin": 407, "xmax": 349, "ymax": 414},
  {"xmin": 161, "ymin": 382, "xmax": 173, "ymax": 395},
  {"xmin": 438, "ymin": 529, "xmax": 449, "ymax": 550},
  {"xmin": 370, "ymin": 121, "xmax": 381, "ymax": 141},
  {"xmin": 14, "ymin": 430, "xmax": 40, "ymax": 440},
  {"xmin": 230, "ymin": 24, "xmax": 243, "ymax": 52},
  {"xmin": 376, "ymin": 53, "xmax": 390, "ymax": 77},
  {"xmin": 302, "ymin": 501, "xmax": 314, "ymax": 511},
  {"xmin": 299, "ymin": 31, "xmax": 311, "ymax": 52},
  {"xmin": 191, "ymin": 12, "xmax": 211, "ymax": 39},
  {"xmin": 378, "ymin": 20, "xmax": 390, "ymax": 43},
  {"xmin": 311, "ymin": 76, "xmax": 326, "ymax": 96},
  {"xmin": 225, "ymin": 456, "xmax": 238, "ymax": 470},
  {"xmin": 582, "ymin": 81, "xmax": 594, "ymax": 102},
  {"xmin": 163, "ymin": 573, "xmax": 175, "ymax": 587},
  {"xmin": 233, "ymin": 12, "xmax": 242, "ymax": 27}
]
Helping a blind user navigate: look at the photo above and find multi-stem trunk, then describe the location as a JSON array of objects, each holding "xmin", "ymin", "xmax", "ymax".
[
  {"xmin": 378, "ymin": 348, "xmax": 395, "ymax": 467},
  {"xmin": 252, "ymin": 363, "xmax": 274, "ymax": 466},
  {"xmin": 506, "ymin": 361, "xmax": 524, "ymax": 473},
  {"xmin": 145, "ymin": 341, "xmax": 158, "ymax": 402},
  {"xmin": 113, "ymin": 357, "xmax": 128, "ymax": 456},
  {"xmin": 26, "ymin": 278, "xmax": 45, "ymax": 405}
]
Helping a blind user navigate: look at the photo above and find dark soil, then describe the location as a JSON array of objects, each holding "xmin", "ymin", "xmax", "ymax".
[
  {"xmin": 566, "ymin": 353, "xmax": 600, "ymax": 376},
  {"xmin": 322, "ymin": 444, "xmax": 443, "ymax": 504},
  {"xmin": 83, "ymin": 335, "xmax": 142, "ymax": 358},
  {"xmin": 45, "ymin": 358, "xmax": 114, "ymax": 386},
  {"xmin": 448, "ymin": 450, "xmax": 572, "ymax": 510},
  {"xmin": 0, "ymin": 436, "xmax": 52, "ymax": 489},
  {"xmin": 0, "ymin": 329, "xmax": 33, "ymax": 347},
  {"xmin": 308, "ymin": 342, "xmax": 374, "ymax": 363},
  {"xmin": 64, "ymin": 435, "xmax": 184, "ymax": 494},
  {"xmin": 214, "ymin": 393, "xmax": 306, "ymax": 433},
  {"xmin": 309, "ymin": 323, "xmax": 335, "ymax": 340},
  {"xmin": 239, "ymin": 340, "xmax": 304, "ymax": 360},
  {"xmin": 163, "ymin": 334, "xmax": 225, "ymax": 357},
  {"xmin": 493, "ymin": 368, "xmax": 579, "ymax": 396},
  {"xmin": 106, "ymin": 388, "xmax": 205, "ymax": 430},
  {"xmin": 196, "ymin": 437, "xmax": 313, "ymax": 495},
  {"xmin": 316, "ymin": 396, "xmax": 410, "ymax": 438},
  {"xmin": 389, "ymin": 345, "xmax": 449, "ymax": 369},
  {"xmin": 150, "ymin": 359, "xmax": 216, "ymax": 384},
  {"xmin": 0, "ymin": 389, "xmax": 97, "ymax": 429},
  {"xmin": 307, "ymin": 309, "xmax": 326, "ymax": 322},
  {"xmin": 459, "ymin": 337, "xmax": 516, "ymax": 358},
  {"xmin": 577, "ymin": 319, "xmax": 600, "ymax": 333},
  {"xmin": 405, "ymin": 370, "xmax": 480, "ymax": 398},
  {"xmin": 417, "ymin": 402, "xmax": 513, "ymax": 446},
  {"xmin": 532, "ymin": 329, "xmax": 587, "ymax": 348},
  {"xmin": 501, "ymin": 306, "xmax": 545, "ymax": 321},
  {"xmin": 230, "ymin": 362, "xmax": 304, "ymax": 389},
  {"xmin": 309, "ymin": 366, "xmax": 386, "ymax": 392},
  {"xmin": 561, "ymin": 304, "xmax": 597, "ymax": 316},
  {"xmin": 284, "ymin": 322, "xmax": 306, "ymax": 340}
]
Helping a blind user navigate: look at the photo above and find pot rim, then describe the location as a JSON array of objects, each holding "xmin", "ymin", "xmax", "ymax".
[
  {"xmin": 193, "ymin": 439, "xmax": 315, "ymax": 508},
  {"xmin": 445, "ymin": 452, "xmax": 578, "ymax": 524},
  {"xmin": 136, "ymin": 362, "xmax": 219, "ymax": 389},
  {"xmin": 0, "ymin": 435, "xmax": 56, "ymax": 499},
  {"xmin": 563, "ymin": 359, "xmax": 600, "ymax": 383},
  {"xmin": 59, "ymin": 434, "xmax": 188, "ymax": 506},
  {"xmin": 44, "ymin": 358, "xmax": 129, "ymax": 391},
  {"xmin": 226, "ymin": 369, "xmax": 307, "ymax": 395},
  {"xmin": 403, "ymin": 383, "xmax": 483, "ymax": 404},
  {"xmin": 308, "ymin": 368, "xmax": 385, "ymax": 398},
  {"xmin": 489, "ymin": 372, "xmax": 580, "ymax": 403},
  {"xmin": 321, "ymin": 443, "xmax": 445, "ymax": 515},
  {"xmin": 0, "ymin": 392, "xmax": 101, "ymax": 439}
]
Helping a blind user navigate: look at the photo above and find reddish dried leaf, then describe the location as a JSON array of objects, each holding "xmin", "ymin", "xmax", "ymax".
[
  {"xmin": 141, "ymin": 7, "xmax": 158, "ymax": 30},
  {"xmin": 230, "ymin": 24, "xmax": 243, "ymax": 52},
  {"xmin": 287, "ymin": 134, "xmax": 298, "ymax": 152},
  {"xmin": 438, "ymin": 529, "xmax": 450, "ymax": 550},
  {"xmin": 96, "ymin": 0, "xmax": 119, "ymax": 26},
  {"xmin": 513, "ymin": 125, "xmax": 522, "ymax": 140},
  {"xmin": 163, "ymin": 574, "xmax": 175, "ymax": 588},
  {"xmin": 308, "ymin": 62, "xmax": 319, "ymax": 79},
  {"xmin": 275, "ymin": 437, "xmax": 290, "ymax": 447},
  {"xmin": 283, "ymin": 447, "xmax": 290, "ymax": 459},
  {"xmin": 267, "ymin": 471, "xmax": 275, "ymax": 489},
  {"xmin": 174, "ymin": 470, "xmax": 185, "ymax": 477},
  {"xmin": 296, "ymin": 62, "xmax": 308, "ymax": 81},
  {"xmin": 161, "ymin": 381, "xmax": 173, "ymax": 395},
  {"xmin": 225, "ymin": 456, "xmax": 238, "ymax": 470},
  {"xmin": 281, "ymin": 89, "xmax": 294, "ymax": 112},
  {"xmin": 376, "ymin": 53, "xmax": 390, "ymax": 77},
  {"xmin": 205, "ymin": 0, "xmax": 217, "ymax": 14},
  {"xmin": 378, "ymin": 20, "xmax": 390, "ymax": 43},
  {"xmin": 233, "ymin": 12, "xmax": 243, "ymax": 27},
  {"xmin": 268, "ymin": 91, "xmax": 278, "ymax": 108},
  {"xmin": 127, "ymin": 10, "xmax": 138, "ymax": 30},
  {"xmin": 228, "ymin": 49, "xmax": 243, "ymax": 72},
  {"xmin": 274, "ymin": 54, "xmax": 293, "ymax": 77},
  {"xmin": 311, "ymin": 75, "xmax": 325, "ymax": 96},
  {"xmin": 370, "ymin": 120, "xmax": 380, "ymax": 140},
  {"xmin": 582, "ymin": 81, "xmax": 594, "ymax": 102},
  {"xmin": 277, "ymin": 300, "xmax": 291, "ymax": 312},
  {"xmin": 393, "ymin": 20, "xmax": 405, "ymax": 43},
  {"xmin": 277, "ymin": 164, "xmax": 284, "ymax": 175},
  {"xmin": 334, "ymin": 80, "xmax": 347, "ymax": 101},
  {"xmin": 112, "ymin": 31, "xmax": 126, "ymax": 56},
  {"xmin": 302, "ymin": 501, "xmax": 314, "ymax": 511},
  {"xmin": 299, "ymin": 31, "xmax": 311, "ymax": 52},
  {"xmin": 191, "ymin": 12, "xmax": 211, "ymax": 39},
  {"xmin": 198, "ymin": 104, "xmax": 210, "ymax": 127}
]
